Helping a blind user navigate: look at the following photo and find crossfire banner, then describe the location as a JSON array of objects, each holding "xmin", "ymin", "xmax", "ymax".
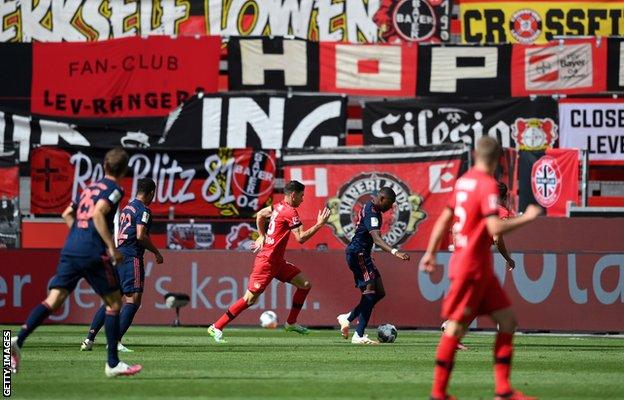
[
  {"xmin": 363, "ymin": 97, "xmax": 559, "ymax": 150},
  {"xmin": 519, "ymin": 148, "xmax": 579, "ymax": 217},
  {"xmin": 281, "ymin": 145, "xmax": 467, "ymax": 251},
  {"xmin": 460, "ymin": 0, "xmax": 624, "ymax": 44},
  {"xmin": 160, "ymin": 94, "xmax": 347, "ymax": 149},
  {"xmin": 559, "ymin": 99, "xmax": 624, "ymax": 165},
  {"xmin": 29, "ymin": 146, "xmax": 275, "ymax": 217},
  {"xmin": 31, "ymin": 36, "xmax": 220, "ymax": 118},
  {"xmin": 511, "ymin": 38, "xmax": 607, "ymax": 96}
]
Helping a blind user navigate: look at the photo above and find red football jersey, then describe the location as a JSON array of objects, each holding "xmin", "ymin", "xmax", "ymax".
[
  {"xmin": 257, "ymin": 201, "xmax": 302, "ymax": 262},
  {"xmin": 498, "ymin": 204, "xmax": 514, "ymax": 220},
  {"xmin": 447, "ymin": 168, "xmax": 499, "ymax": 278}
]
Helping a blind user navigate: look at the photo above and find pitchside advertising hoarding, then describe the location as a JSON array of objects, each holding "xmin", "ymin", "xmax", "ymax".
[
  {"xmin": 559, "ymin": 98, "xmax": 624, "ymax": 165},
  {"xmin": 1, "ymin": 250, "xmax": 623, "ymax": 331}
]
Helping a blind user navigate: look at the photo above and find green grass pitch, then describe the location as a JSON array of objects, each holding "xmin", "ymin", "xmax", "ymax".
[{"xmin": 7, "ymin": 325, "xmax": 624, "ymax": 399}]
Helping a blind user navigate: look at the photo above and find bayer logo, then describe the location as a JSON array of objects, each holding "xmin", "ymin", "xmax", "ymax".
[{"xmin": 393, "ymin": 0, "xmax": 437, "ymax": 42}]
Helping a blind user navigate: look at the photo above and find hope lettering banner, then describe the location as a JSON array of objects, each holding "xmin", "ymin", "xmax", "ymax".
[
  {"xmin": 31, "ymin": 36, "xmax": 220, "ymax": 117},
  {"xmin": 4, "ymin": 249, "xmax": 623, "ymax": 332},
  {"xmin": 460, "ymin": 0, "xmax": 624, "ymax": 44},
  {"xmin": 511, "ymin": 38, "xmax": 607, "ymax": 96},
  {"xmin": 363, "ymin": 97, "xmax": 559, "ymax": 150},
  {"xmin": 559, "ymin": 99, "xmax": 624, "ymax": 165},
  {"xmin": 281, "ymin": 145, "xmax": 467, "ymax": 251},
  {"xmin": 29, "ymin": 146, "xmax": 275, "ymax": 217}
]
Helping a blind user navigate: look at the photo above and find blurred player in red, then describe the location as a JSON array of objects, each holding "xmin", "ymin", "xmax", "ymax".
[
  {"xmin": 207, "ymin": 180, "xmax": 331, "ymax": 342},
  {"xmin": 420, "ymin": 137, "xmax": 542, "ymax": 400}
]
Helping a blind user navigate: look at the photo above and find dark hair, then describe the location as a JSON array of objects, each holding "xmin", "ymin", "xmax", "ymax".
[
  {"xmin": 497, "ymin": 181, "xmax": 508, "ymax": 200},
  {"xmin": 379, "ymin": 186, "xmax": 396, "ymax": 200},
  {"xmin": 137, "ymin": 178, "xmax": 156, "ymax": 195},
  {"xmin": 284, "ymin": 180, "xmax": 305, "ymax": 195},
  {"xmin": 104, "ymin": 148, "xmax": 129, "ymax": 178}
]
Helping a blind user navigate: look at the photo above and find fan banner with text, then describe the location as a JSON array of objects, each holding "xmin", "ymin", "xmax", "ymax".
[
  {"xmin": 2, "ymin": 249, "xmax": 622, "ymax": 332},
  {"xmin": 29, "ymin": 146, "xmax": 275, "ymax": 217},
  {"xmin": 281, "ymin": 145, "xmax": 467, "ymax": 251}
]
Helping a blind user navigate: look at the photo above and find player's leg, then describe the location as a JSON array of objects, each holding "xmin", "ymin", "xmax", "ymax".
[
  {"xmin": 208, "ymin": 289, "xmax": 260, "ymax": 343},
  {"xmin": 120, "ymin": 293, "xmax": 142, "ymax": 340},
  {"xmin": 116, "ymin": 257, "xmax": 145, "ymax": 351},
  {"xmin": 81, "ymin": 305, "xmax": 106, "ymax": 351},
  {"xmin": 351, "ymin": 281, "xmax": 379, "ymax": 344},
  {"xmin": 280, "ymin": 262, "xmax": 310, "ymax": 334}
]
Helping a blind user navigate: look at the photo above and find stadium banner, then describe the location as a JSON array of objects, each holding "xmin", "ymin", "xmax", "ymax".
[
  {"xmin": 319, "ymin": 42, "xmax": 417, "ymax": 96},
  {"xmin": 416, "ymin": 44, "xmax": 511, "ymax": 96},
  {"xmin": 0, "ymin": 144, "xmax": 19, "ymax": 198},
  {"xmin": 2, "ymin": 249, "xmax": 623, "ymax": 332},
  {"xmin": 228, "ymin": 37, "xmax": 319, "ymax": 92},
  {"xmin": 160, "ymin": 94, "xmax": 347, "ymax": 149},
  {"xmin": 29, "ymin": 146, "xmax": 275, "ymax": 217},
  {"xmin": 559, "ymin": 99, "xmax": 624, "ymax": 165},
  {"xmin": 607, "ymin": 37, "xmax": 624, "ymax": 92},
  {"xmin": 518, "ymin": 149, "xmax": 579, "ymax": 217},
  {"xmin": 460, "ymin": 0, "xmax": 624, "ymax": 44},
  {"xmin": 0, "ymin": 43, "xmax": 31, "ymax": 113},
  {"xmin": 0, "ymin": 109, "xmax": 164, "ymax": 165},
  {"xmin": 281, "ymin": 145, "xmax": 467, "ymax": 251},
  {"xmin": 363, "ymin": 97, "xmax": 559, "ymax": 150},
  {"xmin": 31, "ymin": 36, "xmax": 221, "ymax": 118},
  {"xmin": 510, "ymin": 38, "xmax": 607, "ymax": 97}
]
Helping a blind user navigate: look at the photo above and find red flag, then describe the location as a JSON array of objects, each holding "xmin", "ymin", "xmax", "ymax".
[{"xmin": 530, "ymin": 149, "xmax": 579, "ymax": 216}]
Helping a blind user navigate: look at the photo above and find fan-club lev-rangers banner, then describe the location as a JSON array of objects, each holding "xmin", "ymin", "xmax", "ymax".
[
  {"xmin": 519, "ymin": 149, "xmax": 579, "ymax": 217},
  {"xmin": 29, "ymin": 146, "xmax": 275, "ymax": 217},
  {"xmin": 281, "ymin": 145, "xmax": 467, "ymax": 251},
  {"xmin": 559, "ymin": 98, "xmax": 624, "ymax": 165},
  {"xmin": 511, "ymin": 38, "xmax": 607, "ymax": 97},
  {"xmin": 460, "ymin": 0, "xmax": 624, "ymax": 44},
  {"xmin": 363, "ymin": 97, "xmax": 559, "ymax": 150},
  {"xmin": 31, "ymin": 36, "xmax": 220, "ymax": 118}
]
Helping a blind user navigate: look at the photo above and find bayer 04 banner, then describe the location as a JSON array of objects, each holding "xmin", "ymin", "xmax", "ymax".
[
  {"xmin": 363, "ymin": 97, "xmax": 559, "ymax": 150},
  {"xmin": 281, "ymin": 144, "xmax": 468, "ymax": 251},
  {"xmin": 29, "ymin": 146, "xmax": 275, "ymax": 217}
]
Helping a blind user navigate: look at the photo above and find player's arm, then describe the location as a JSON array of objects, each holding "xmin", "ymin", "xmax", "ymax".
[
  {"xmin": 61, "ymin": 204, "xmax": 76, "ymax": 228},
  {"xmin": 252, "ymin": 206, "xmax": 273, "ymax": 253},
  {"xmin": 370, "ymin": 230, "xmax": 410, "ymax": 260},
  {"xmin": 137, "ymin": 224, "xmax": 163, "ymax": 264},
  {"xmin": 291, "ymin": 207, "xmax": 331, "ymax": 244},
  {"xmin": 419, "ymin": 207, "xmax": 454, "ymax": 273},
  {"xmin": 493, "ymin": 234, "xmax": 515, "ymax": 270},
  {"xmin": 486, "ymin": 204, "xmax": 542, "ymax": 237},
  {"xmin": 92, "ymin": 199, "xmax": 123, "ymax": 264}
]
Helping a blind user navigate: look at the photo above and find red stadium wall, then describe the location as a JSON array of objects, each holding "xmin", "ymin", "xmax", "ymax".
[{"xmin": 1, "ymin": 247, "xmax": 623, "ymax": 332}]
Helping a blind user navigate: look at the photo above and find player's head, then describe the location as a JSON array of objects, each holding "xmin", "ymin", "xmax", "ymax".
[
  {"xmin": 136, "ymin": 178, "xmax": 156, "ymax": 205},
  {"xmin": 284, "ymin": 180, "xmax": 305, "ymax": 207},
  {"xmin": 474, "ymin": 136, "xmax": 501, "ymax": 174},
  {"xmin": 376, "ymin": 186, "xmax": 396, "ymax": 212},
  {"xmin": 497, "ymin": 181, "xmax": 508, "ymax": 204},
  {"xmin": 104, "ymin": 147, "xmax": 129, "ymax": 179}
]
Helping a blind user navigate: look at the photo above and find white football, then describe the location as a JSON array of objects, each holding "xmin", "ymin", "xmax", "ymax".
[{"xmin": 259, "ymin": 310, "xmax": 278, "ymax": 329}]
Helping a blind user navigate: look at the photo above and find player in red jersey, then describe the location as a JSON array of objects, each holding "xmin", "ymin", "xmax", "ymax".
[
  {"xmin": 420, "ymin": 137, "xmax": 542, "ymax": 400},
  {"xmin": 207, "ymin": 180, "xmax": 331, "ymax": 342}
]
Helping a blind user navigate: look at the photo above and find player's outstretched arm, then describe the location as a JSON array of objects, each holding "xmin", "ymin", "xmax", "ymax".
[
  {"xmin": 370, "ymin": 230, "xmax": 410, "ymax": 260},
  {"xmin": 92, "ymin": 199, "xmax": 123, "ymax": 265},
  {"xmin": 137, "ymin": 225, "xmax": 163, "ymax": 264},
  {"xmin": 493, "ymin": 234, "xmax": 515, "ymax": 270},
  {"xmin": 252, "ymin": 206, "xmax": 273, "ymax": 253},
  {"xmin": 420, "ymin": 207, "xmax": 454, "ymax": 273},
  {"xmin": 61, "ymin": 204, "xmax": 76, "ymax": 228},
  {"xmin": 486, "ymin": 204, "xmax": 542, "ymax": 237},
  {"xmin": 291, "ymin": 207, "xmax": 331, "ymax": 244}
]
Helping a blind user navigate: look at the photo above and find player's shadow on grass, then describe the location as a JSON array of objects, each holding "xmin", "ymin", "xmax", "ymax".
[
  {"xmin": 136, "ymin": 375, "xmax": 300, "ymax": 381},
  {"xmin": 518, "ymin": 343, "xmax": 624, "ymax": 350}
]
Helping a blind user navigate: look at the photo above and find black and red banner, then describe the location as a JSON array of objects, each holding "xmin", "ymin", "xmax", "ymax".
[
  {"xmin": 519, "ymin": 149, "xmax": 579, "ymax": 217},
  {"xmin": 30, "ymin": 146, "xmax": 276, "ymax": 217},
  {"xmin": 281, "ymin": 145, "xmax": 468, "ymax": 251},
  {"xmin": 0, "ymin": 144, "xmax": 19, "ymax": 198},
  {"xmin": 31, "ymin": 36, "xmax": 220, "ymax": 118},
  {"xmin": 607, "ymin": 37, "xmax": 624, "ymax": 92}
]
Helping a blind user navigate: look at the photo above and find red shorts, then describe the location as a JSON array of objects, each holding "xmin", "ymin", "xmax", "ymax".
[
  {"xmin": 442, "ymin": 273, "xmax": 511, "ymax": 323},
  {"xmin": 247, "ymin": 257, "xmax": 301, "ymax": 293}
]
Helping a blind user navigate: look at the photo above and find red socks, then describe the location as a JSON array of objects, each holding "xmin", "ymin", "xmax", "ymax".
[
  {"xmin": 494, "ymin": 332, "xmax": 514, "ymax": 395},
  {"xmin": 214, "ymin": 298, "xmax": 249, "ymax": 330},
  {"xmin": 287, "ymin": 288, "xmax": 310, "ymax": 324},
  {"xmin": 432, "ymin": 334, "xmax": 459, "ymax": 398}
]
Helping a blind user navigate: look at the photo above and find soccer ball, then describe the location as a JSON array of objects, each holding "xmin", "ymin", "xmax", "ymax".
[
  {"xmin": 377, "ymin": 324, "xmax": 398, "ymax": 343},
  {"xmin": 259, "ymin": 310, "xmax": 278, "ymax": 329}
]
